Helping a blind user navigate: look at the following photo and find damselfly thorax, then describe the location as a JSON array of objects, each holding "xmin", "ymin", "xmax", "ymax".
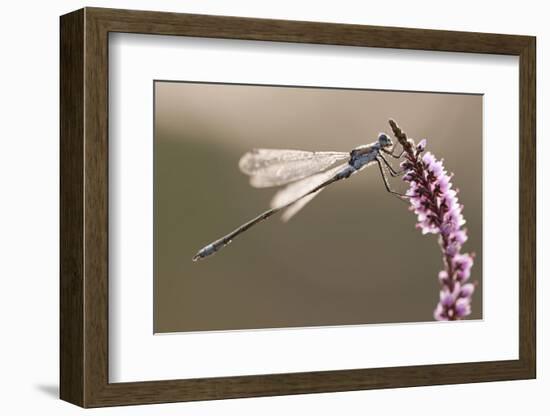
[{"xmin": 193, "ymin": 132, "xmax": 405, "ymax": 261}]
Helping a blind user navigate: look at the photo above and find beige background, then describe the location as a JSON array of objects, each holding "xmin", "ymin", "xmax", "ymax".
[{"xmin": 154, "ymin": 81, "xmax": 482, "ymax": 333}]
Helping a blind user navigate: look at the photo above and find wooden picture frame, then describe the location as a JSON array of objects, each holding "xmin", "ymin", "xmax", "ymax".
[{"xmin": 60, "ymin": 7, "xmax": 536, "ymax": 408}]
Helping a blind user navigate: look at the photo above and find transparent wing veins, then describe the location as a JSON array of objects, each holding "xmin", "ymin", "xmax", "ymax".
[
  {"xmin": 239, "ymin": 149, "xmax": 349, "ymax": 188},
  {"xmin": 271, "ymin": 163, "xmax": 349, "ymax": 221}
]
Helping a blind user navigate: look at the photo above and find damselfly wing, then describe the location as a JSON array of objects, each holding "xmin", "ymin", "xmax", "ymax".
[
  {"xmin": 239, "ymin": 149, "xmax": 349, "ymax": 188},
  {"xmin": 269, "ymin": 163, "xmax": 350, "ymax": 222}
]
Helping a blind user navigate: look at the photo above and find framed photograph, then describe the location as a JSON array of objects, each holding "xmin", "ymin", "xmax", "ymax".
[{"xmin": 60, "ymin": 7, "xmax": 536, "ymax": 407}]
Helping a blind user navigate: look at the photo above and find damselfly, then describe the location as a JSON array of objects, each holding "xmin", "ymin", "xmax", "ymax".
[{"xmin": 192, "ymin": 133, "xmax": 406, "ymax": 261}]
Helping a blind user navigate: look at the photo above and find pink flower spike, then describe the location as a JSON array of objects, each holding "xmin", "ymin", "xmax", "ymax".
[{"xmin": 397, "ymin": 124, "xmax": 476, "ymax": 321}]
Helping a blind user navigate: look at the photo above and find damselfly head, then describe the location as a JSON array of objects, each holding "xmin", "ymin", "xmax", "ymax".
[{"xmin": 377, "ymin": 133, "xmax": 393, "ymax": 148}]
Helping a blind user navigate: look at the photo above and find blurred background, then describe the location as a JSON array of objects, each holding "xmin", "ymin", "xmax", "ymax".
[{"xmin": 154, "ymin": 81, "xmax": 482, "ymax": 333}]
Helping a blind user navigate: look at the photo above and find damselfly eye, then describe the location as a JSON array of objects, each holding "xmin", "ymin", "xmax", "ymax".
[{"xmin": 378, "ymin": 133, "xmax": 392, "ymax": 147}]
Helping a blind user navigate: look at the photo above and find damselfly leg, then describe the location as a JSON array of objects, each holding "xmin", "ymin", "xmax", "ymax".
[
  {"xmin": 378, "ymin": 153, "xmax": 405, "ymax": 177},
  {"xmin": 376, "ymin": 158, "xmax": 410, "ymax": 201},
  {"xmin": 382, "ymin": 144, "xmax": 405, "ymax": 159}
]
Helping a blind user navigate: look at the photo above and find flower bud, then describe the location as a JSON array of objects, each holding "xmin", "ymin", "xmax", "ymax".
[{"xmin": 417, "ymin": 139, "xmax": 427, "ymax": 152}]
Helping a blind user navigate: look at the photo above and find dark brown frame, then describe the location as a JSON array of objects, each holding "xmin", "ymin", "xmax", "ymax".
[{"xmin": 60, "ymin": 7, "xmax": 536, "ymax": 408}]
